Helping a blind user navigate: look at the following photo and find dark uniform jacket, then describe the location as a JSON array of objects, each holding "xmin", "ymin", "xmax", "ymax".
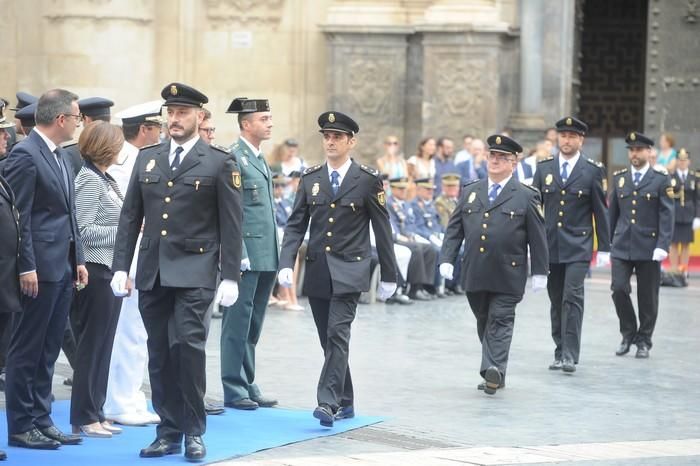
[
  {"xmin": 441, "ymin": 178, "xmax": 549, "ymax": 296},
  {"xmin": 670, "ymin": 170, "xmax": 699, "ymax": 224},
  {"xmin": 609, "ymin": 167, "xmax": 674, "ymax": 261},
  {"xmin": 387, "ymin": 197, "xmax": 418, "ymax": 239},
  {"xmin": 279, "ymin": 161, "xmax": 397, "ymax": 298},
  {"xmin": 112, "ymin": 139, "xmax": 243, "ymax": 290},
  {"xmin": 532, "ymin": 155, "xmax": 610, "ymax": 263},
  {"xmin": 0, "ymin": 175, "xmax": 21, "ymax": 313},
  {"xmin": 411, "ymin": 198, "xmax": 444, "ymax": 239}
]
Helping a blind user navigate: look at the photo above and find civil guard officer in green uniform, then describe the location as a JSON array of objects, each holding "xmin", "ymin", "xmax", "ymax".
[{"xmin": 220, "ymin": 97, "xmax": 279, "ymax": 410}]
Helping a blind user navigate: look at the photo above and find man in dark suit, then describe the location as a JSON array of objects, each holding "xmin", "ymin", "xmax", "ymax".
[
  {"xmin": 278, "ymin": 111, "xmax": 397, "ymax": 427},
  {"xmin": 3, "ymin": 89, "xmax": 88, "ymax": 449},
  {"xmin": 64, "ymin": 97, "xmax": 114, "ymax": 175},
  {"xmin": 440, "ymin": 134, "xmax": 548, "ymax": 395},
  {"xmin": 609, "ymin": 131, "xmax": 674, "ymax": 359},
  {"xmin": 110, "ymin": 83, "xmax": 242, "ymax": 461},
  {"xmin": 532, "ymin": 117, "xmax": 610, "ymax": 373}
]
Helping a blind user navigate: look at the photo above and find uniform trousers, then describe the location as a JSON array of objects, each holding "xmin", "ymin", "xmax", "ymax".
[
  {"xmin": 220, "ymin": 270, "xmax": 276, "ymax": 402},
  {"xmin": 6, "ymin": 267, "xmax": 73, "ymax": 434},
  {"xmin": 308, "ymin": 293, "xmax": 359, "ymax": 410},
  {"xmin": 466, "ymin": 291, "xmax": 522, "ymax": 380},
  {"xmin": 70, "ymin": 262, "xmax": 122, "ymax": 425},
  {"xmin": 547, "ymin": 261, "xmax": 589, "ymax": 363},
  {"xmin": 138, "ymin": 278, "xmax": 214, "ymax": 441},
  {"xmin": 396, "ymin": 241, "xmax": 438, "ymax": 286},
  {"xmin": 611, "ymin": 258, "xmax": 660, "ymax": 347}
]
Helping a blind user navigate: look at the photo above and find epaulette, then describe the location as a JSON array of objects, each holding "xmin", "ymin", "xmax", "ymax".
[
  {"xmin": 521, "ymin": 182, "xmax": 540, "ymax": 193},
  {"xmin": 63, "ymin": 141, "xmax": 77, "ymax": 148},
  {"xmin": 210, "ymin": 143, "xmax": 231, "ymax": 154},
  {"xmin": 538, "ymin": 156, "xmax": 554, "ymax": 164},
  {"xmin": 586, "ymin": 157, "xmax": 603, "ymax": 168},
  {"xmin": 139, "ymin": 142, "xmax": 163, "ymax": 152},
  {"xmin": 359, "ymin": 164, "xmax": 379, "ymax": 176},
  {"xmin": 653, "ymin": 166, "xmax": 668, "ymax": 175},
  {"xmin": 613, "ymin": 168, "xmax": 628, "ymax": 176},
  {"xmin": 302, "ymin": 164, "xmax": 322, "ymax": 176},
  {"xmin": 461, "ymin": 179, "xmax": 479, "ymax": 188}
]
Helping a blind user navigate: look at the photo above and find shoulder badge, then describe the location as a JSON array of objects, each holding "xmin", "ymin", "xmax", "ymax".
[
  {"xmin": 377, "ymin": 191, "xmax": 386, "ymax": 206},
  {"xmin": 303, "ymin": 164, "xmax": 322, "ymax": 176},
  {"xmin": 538, "ymin": 156, "xmax": 554, "ymax": 164},
  {"xmin": 139, "ymin": 142, "xmax": 163, "ymax": 152},
  {"xmin": 653, "ymin": 166, "xmax": 668, "ymax": 175},
  {"xmin": 586, "ymin": 157, "xmax": 603, "ymax": 168},
  {"xmin": 211, "ymin": 143, "xmax": 231, "ymax": 154},
  {"xmin": 359, "ymin": 164, "xmax": 379, "ymax": 176},
  {"xmin": 613, "ymin": 168, "xmax": 628, "ymax": 176},
  {"xmin": 231, "ymin": 170, "xmax": 241, "ymax": 189},
  {"xmin": 666, "ymin": 185, "xmax": 674, "ymax": 198}
]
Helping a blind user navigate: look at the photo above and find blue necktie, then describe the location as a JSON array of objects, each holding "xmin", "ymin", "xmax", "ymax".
[
  {"xmin": 488, "ymin": 183, "xmax": 500, "ymax": 204},
  {"xmin": 330, "ymin": 170, "xmax": 340, "ymax": 195},
  {"xmin": 561, "ymin": 161, "xmax": 569, "ymax": 183},
  {"xmin": 633, "ymin": 172, "xmax": 641, "ymax": 186},
  {"xmin": 53, "ymin": 149, "xmax": 70, "ymax": 195},
  {"xmin": 171, "ymin": 146, "xmax": 183, "ymax": 170}
]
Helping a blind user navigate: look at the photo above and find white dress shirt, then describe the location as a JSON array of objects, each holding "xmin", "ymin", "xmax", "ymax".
[
  {"xmin": 559, "ymin": 151, "xmax": 581, "ymax": 176},
  {"xmin": 168, "ymin": 135, "xmax": 200, "ymax": 167},
  {"xmin": 327, "ymin": 157, "xmax": 352, "ymax": 187},
  {"xmin": 631, "ymin": 163, "xmax": 650, "ymax": 184},
  {"xmin": 488, "ymin": 175, "xmax": 512, "ymax": 199}
]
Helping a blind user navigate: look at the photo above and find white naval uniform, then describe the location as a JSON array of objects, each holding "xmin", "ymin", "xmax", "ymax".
[{"xmin": 103, "ymin": 141, "xmax": 154, "ymax": 420}]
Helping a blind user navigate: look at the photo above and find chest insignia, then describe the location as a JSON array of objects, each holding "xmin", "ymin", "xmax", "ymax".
[
  {"xmin": 146, "ymin": 159, "xmax": 156, "ymax": 172},
  {"xmin": 545, "ymin": 173, "xmax": 553, "ymax": 185},
  {"xmin": 312, "ymin": 182, "xmax": 320, "ymax": 196},
  {"xmin": 468, "ymin": 192, "xmax": 476, "ymax": 203},
  {"xmin": 618, "ymin": 177, "xmax": 625, "ymax": 188}
]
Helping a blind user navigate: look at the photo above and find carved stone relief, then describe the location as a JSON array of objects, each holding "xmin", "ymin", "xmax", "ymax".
[{"xmin": 205, "ymin": 0, "xmax": 286, "ymax": 28}]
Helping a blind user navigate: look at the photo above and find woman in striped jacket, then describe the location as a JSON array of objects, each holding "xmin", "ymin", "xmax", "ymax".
[{"xmin": 70, "ymin": 121, "xmax": 126, "ymax": 438}]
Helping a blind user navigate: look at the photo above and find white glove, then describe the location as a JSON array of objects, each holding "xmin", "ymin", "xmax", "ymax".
[
  {"xmin": 215, "ymin": 279, "xmax": 239, "ymax": 307},
  {"xmin": 110, "ymin": 271, "xmax": 129, "ymax": 297},
  {"xmin": 377, "ymin": 281, "xmax": 397, "ymax": 301},
  {"xmin": 531, "ymin": 274, "xmax": 547, "ymax": 292},
  {"xmin": 278, "ymin": 268, "xmax": 294, "ymax": 288},
  {"xmin": 439, "ymin": 263, "xmax": 454, "ymax": 280},
  {"xmin": 652, "ymin": 248, "xmax": 668, "ymax": 262},
  {"xmin": 240, "ymin": 257, "xmax": 251, "ymax": 272},
  {"xmin": 596, "ymin": 251, "xmax": 611, "ymax": 268},
  {"xmin": 693, "ymin": 218, "xmax": 700, "ymax": 230},
  {"xmin": 429, "ymin": 234, "xmax": 443, "ymax": 248}
]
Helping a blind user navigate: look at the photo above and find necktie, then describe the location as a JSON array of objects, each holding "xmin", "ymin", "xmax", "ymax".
[
  {"xmin": 171, "ymin": 146, "xmax": 183, "ymax": 170},
  {"xmin": 331, "ymin": 170, "xmax": 340, "ymax": 195},
  {"xmin": 633, "ymin": 172, "xmax": 641, "ymax": 186},
  {"xmin": 681, "ymin": 173, "xmax": 686, "ymax": 184},
  {"xmin": 561, "ymin": 161, "xmax": 569, "ymax": 183},
  {"xmin": 54, "ymin": 149, "xmax": 70, "ymax": 194},
  {"xmin": 488, "ymin": 183, "xmax": 500, "ymax": 204}
]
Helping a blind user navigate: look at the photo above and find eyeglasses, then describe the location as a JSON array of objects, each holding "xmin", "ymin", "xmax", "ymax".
[
  {"xmin": 59, "ymin": 113, "xmax": 83, "ymax": 123},
  {"xmin": 200, "ymin": 127, "xmax": 216, "ymax": 135},
  {"xmin": 385, "ymin": 141, "xmax": 399, "ymax": 145},
  {"xmin": 487, "ymin": 152, "xmax": 515, "ymax": 162}
]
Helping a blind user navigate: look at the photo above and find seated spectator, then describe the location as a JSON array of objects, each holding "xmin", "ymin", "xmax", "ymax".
[
  {"xmin": 434, "ymin": 173, "xmax": 464, "ymax": 294},
  {"xmin": 270, "ymin": 138, "xmax": 305, "ymax": 176},
  {"xmin": 407, "ymin": 137, "xmax": 436, "ymax": 198},
  {"xmin": 411, "ymin": 178, "xmax": 446, "ymax": 297}
]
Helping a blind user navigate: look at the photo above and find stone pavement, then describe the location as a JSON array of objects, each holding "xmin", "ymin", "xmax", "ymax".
[{"xmin": 4, "ymin": 269, "xmax": 699, "ymax": 465}]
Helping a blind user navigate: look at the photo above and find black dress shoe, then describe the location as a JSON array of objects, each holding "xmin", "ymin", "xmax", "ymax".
[
  {"xmin": 224, "ymin": 398, "xmax": 259, "ymax": 410},
  {"xmin": 635, "ymin": 344, "xmax": 650, "ymax": 359},
  {"xmin": 38, "ymin": 425, "xmax": 82, "ymax": 445},
  {"xmin": 562, "ymin": 359, "xmax": 576, "ymax": 373},
  {"xmin": 313, "ymin": 404, "xmax": 335, "ymax": 428},
  {"xmin": 205, "ymin": 402, "xmax": 225, "ymax": 415},
  {"xmin": 548, "ymin": 360, "xmax": 563, "ymax": 370},
  {"xmin": 335, "ymin": 405, "xmax": 355, "ymax": 420},
  {"xmin": 139, "ymin": 438, "xmax": 182, "ymax": 458},
  {"xmin": 483, "ymin": 366, "xmax": 502, "ymax": 395},
  {"xmin": 8, "ymin": 428, "xmax": 60, "ymax": 450},
  {"xmin": 615, "ymin": 339, "xmax": 632, "ymax": 356},
  {"xmin": 184, "ymin": 435, "xmax": 206, "ymax": 461},
  {"xmin": 0, "ymin": 449, "xmax": 6, "ymax": 460},
  {"xmin": 250, "ymin": 395, "xmax": 278, "ymax": 408},
  {"xmin": 477, "ymin": 381, "xmax": 505, "ymax": 390},
  {"xmin": 452, "ymin": 285, "xmax": 465, "ymax": 294}
]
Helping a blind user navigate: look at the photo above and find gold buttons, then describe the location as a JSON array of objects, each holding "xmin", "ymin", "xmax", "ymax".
[
  {"xmin": 145, "ymin": 178, "xmax": 150, "ymax": 183},
  {"xmin": 484, "ymin": 212, "xmax": 490, "ymax": 218},
  {"xmin": 631, "ymin": 219, "xmax": 636, "ymax": 224},
  {"xmin": 328, "ymin": 217, "xmax": 334, "ymax": 223},
  {"xmin": 165, "ymin": 196, "xmax": 171, "ymax": 203},
  {"xmin": 325, "ymin": 246, "xmax": 331, "ymax": 252},
  {"xmin": 161, "ymin": 230, "xmax": 167, "ymax": 236},
  {"xmin": 481, "ymin": 235, "xmax": 486, "ymax": 241},
  {"xmin": 557, "ymin": 222, "xmax": 563, "ymax": 228},
  {"xmin": 512, "ymin": 261, "xmax": 516, "ymax": 267},
  {"xmin": 330, "ymin": 203, "xmax": 336, "ymax": 209},
  {"xmin": 199, "ymin": 247, "xmax": 204, "ymax": 253},
  {"xmin": 652, "ymin": 232, "xmax": 656, "ymax": 237},
  {"xmin": 560, "ymin": 200, "xmax": 565, "ymax": 206},
  {"xmin": 559, "ymin": 211, "xmax": 563, "ymax": 217},
  {"xmin": 561, "ymin": 190, "xmax": 566, "ymax": 195},
  {"xmin": 632, "ymin": 209, "xmax": 636, "ymax": 215},
  {"xmin": 632, "ymin": 200, "xmax": 637, "ymax": 205},
  {"xmin": 162, "ymin": 213, "xmax": 169, "ymax": 219},
  {"xmin": 479, "ymin": 247, "xmax": 485, "ymax": 253},
  {"xmin": 582, "ymin": 231, "xmax": 586, "ymax": 235},
  {"xmin": 633, "ymin": 191, "xmax": 638, "ymax": 196},
  {"xmin": 326, "ymin": 231, "xmax": 332, "ymax": 237},
  {"xmin": 356, "ymin": 256, "xmax": 361, "ymax": 261},
  {"xmin": 167, "ymin": 181, "xmax": 173, "ymax": 187},
  {"xmin": 482, "ymin": 223, "xmax": 487, "ymax": 229}
]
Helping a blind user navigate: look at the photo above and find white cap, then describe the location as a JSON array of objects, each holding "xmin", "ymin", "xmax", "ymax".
[{"xmin": 115, "ymin": 100, "xmax": 165, "ymax": 125}]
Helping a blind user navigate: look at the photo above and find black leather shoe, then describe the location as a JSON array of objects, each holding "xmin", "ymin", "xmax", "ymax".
[
  {"xmin": 250, "ymin": 395, "xmax": 278, "ymax": 408},
  {"xmin": 0, "ymin": 449, "xmax": 6, "ymax": 460},
  {"xmin": 139, "ymin": 438, "xmax": 182, "ymax": 458},
  {"xmin": 335, "ymin": 405, "xmax": 355, "ymax": 420},
  {"xmin": 8, "ymin": 428, "xmax": 60, "ymax": 450},
  {"xmin": 184, "ymin": 435, "xmax": 206, "ymax": 461},
  {"xmin": 313, "ymin": 404, "xmax": 335, "ymax": 428},
  {"xmin": 224, "ymin": 398, "xmax": 259, "ymax": 410},
  {"xmin": 483, "ymin": 366, "xmax": 502, "ymax": 395},
  {"xmin": 548, "ymin": 360, "xmax": 562, "ymax": 370},
  {"xmin": 37, "ymin": 425, "xmax": 82, "ymax": 445},
  {"xmin": 477, "ymin": 381, "xmax": 505, "ymax": 390},
  {"xmin": 452, "ymin": 285, "xmax": 465, "ymax": 294},
  {"xmin": 205, "ymin": 402, "xmax": 225, "ymax": 415},
  {"xmin": 615, "ymin": 339, "xmax": 632, "ymax": 356},
  {"xmin": 635, "ymin": 344, "xmax": 650, "ymax": 359},
  {"xmin": 562, "ymin": 359, "xmax": 576, "ymax": 373}
]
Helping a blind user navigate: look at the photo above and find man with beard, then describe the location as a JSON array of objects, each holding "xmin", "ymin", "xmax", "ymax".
[
  {"xmin": 609, "ymin": 131, "xmax": 673, "ymax": 359},
  {"xmin": 532, "ymin": 117, "xmax": 610, "ymax": 373},
  {"xmin": 110, "ymin": 83, "xmax": 242, "ymax": 461}
]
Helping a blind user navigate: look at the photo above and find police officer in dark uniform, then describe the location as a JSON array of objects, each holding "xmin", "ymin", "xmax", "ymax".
[
  {"xmin": 278, "ymin": 111, "xmax": 397, "ymax": 427},
  {"xmin": 412, "ymin": 178, "xmax": 446, "ymax": 296},
  {"xmin": 440, "ymin": 134, "xmax": 548, "ymax": 395},
  {"xmin": 609, "ymin": 131, "xmax": 674, "ymax": 359},
  {"xmin": 9, "ymin": 92, "xmax": 38, "ymax": 147},
  {"xmin": 65, "ymin": 97, "xmax": 115, "ymax": 175},
  {"xmin": 110, "ymin": 83, "xmax": 242, "ymax": 460},
  {"xmin": 668, "ymin": 148, "xmax": 699, "ymax": 277},
  {"xmin": 532, "ymin": 116, "xmax": 610, "ymax": 373}
]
